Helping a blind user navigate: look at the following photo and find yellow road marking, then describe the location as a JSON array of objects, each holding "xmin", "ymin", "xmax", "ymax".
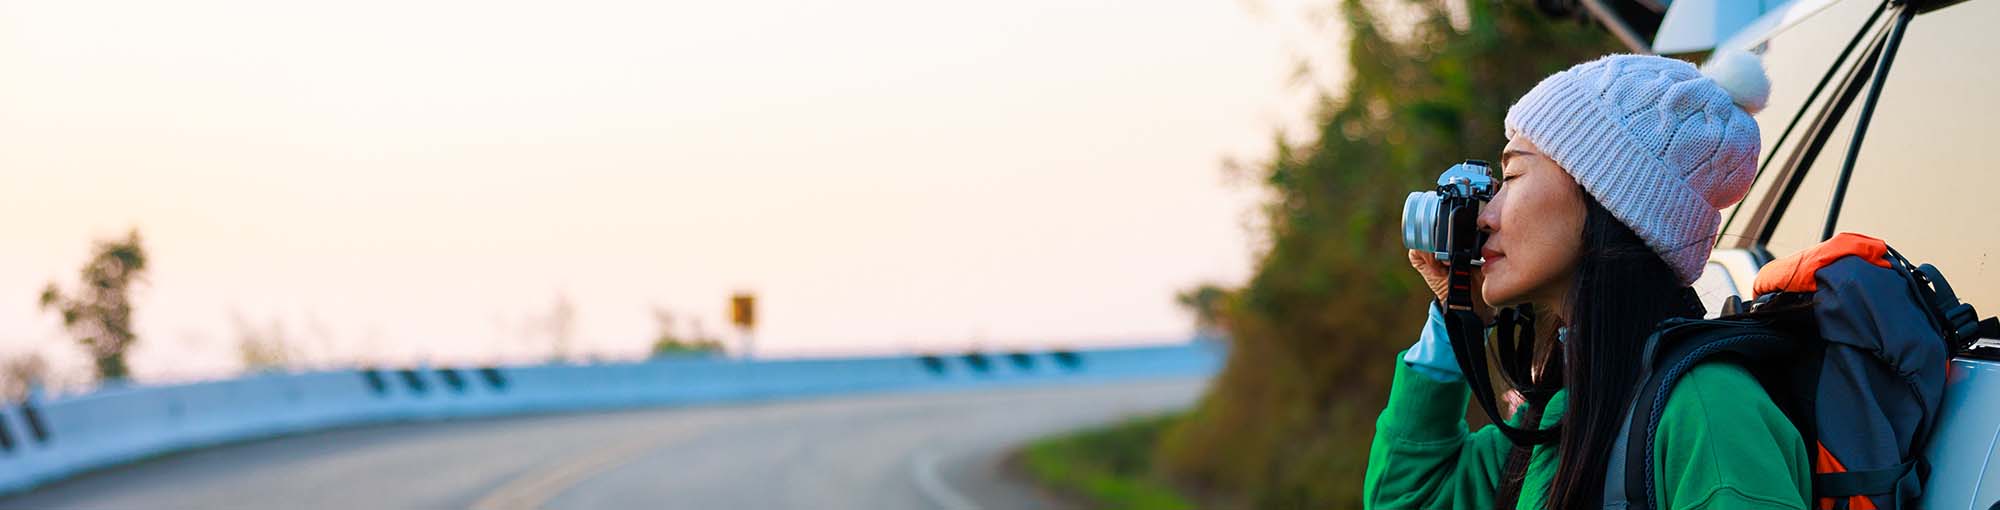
[{"xmin": 468, "ymin": 435, "xmax": 666, "ymax": 510}]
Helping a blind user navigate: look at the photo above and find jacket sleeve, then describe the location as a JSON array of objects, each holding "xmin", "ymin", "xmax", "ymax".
[
  {"xmin": 1652, "ymin": 363, "xmax": 1812, "ymax": 510},
  {"xmin": 1362, "ymin": 352, "xmax": 1512, "ymax": 509}
]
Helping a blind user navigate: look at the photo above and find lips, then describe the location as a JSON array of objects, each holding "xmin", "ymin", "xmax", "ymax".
[{"xmin": 1481, "ymin": 248, "xmax": 1505, "ymax": 263}]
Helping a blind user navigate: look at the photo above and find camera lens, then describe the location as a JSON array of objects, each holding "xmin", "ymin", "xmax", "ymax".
[{"xmin": 1402, "ymin": 191, "xmax": 1439, "ymax": 254}]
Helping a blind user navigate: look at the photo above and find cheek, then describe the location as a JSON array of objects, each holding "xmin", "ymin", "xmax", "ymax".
[
  {"xmin": 1540, "ymin": 189, "xmax": 1587, "ymax": 265},
  {"xmin": 1486, "ymin": 180, "xmax": 1584, "ymax": 302}
]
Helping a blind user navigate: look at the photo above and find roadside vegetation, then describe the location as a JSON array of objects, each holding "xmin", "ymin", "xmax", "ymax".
[
  {"xmin": 649, "ymin": 306, "xmax": 726, "ymax": 357},
  {"xmin": 1019, "ymin": 413, "xmax": 1196, "ymax": 510},
  {"xmin": 3, "ymin": 227, "xmax": 734, "ymax": 395},
  {"xmin": 1024, "ymin": 1, "xmax": 1619, "ymax": 507},
  {"xmin": 37, "ymin": 229, "xmax": 148, "ymax": 382}
]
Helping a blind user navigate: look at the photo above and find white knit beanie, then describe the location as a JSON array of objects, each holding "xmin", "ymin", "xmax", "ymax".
[{"xmin": 1504, "ymin": 51, "xmax": 1770, "ymax": 285}]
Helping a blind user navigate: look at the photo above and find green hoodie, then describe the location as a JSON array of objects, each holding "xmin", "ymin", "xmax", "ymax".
[{"xmin": 1362, "ymin": 354, "xmax": 1811, "ymax": 509}]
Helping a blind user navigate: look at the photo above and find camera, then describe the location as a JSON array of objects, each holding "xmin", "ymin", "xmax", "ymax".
[{"xmin": 1402, "ymin": 160, "xmax": 1496, "ymax": 267}]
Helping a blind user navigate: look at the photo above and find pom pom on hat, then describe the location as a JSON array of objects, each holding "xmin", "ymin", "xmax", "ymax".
[{"xmin": 1700, "ymin": 49, "xmax": 1771, "ymax": 115}]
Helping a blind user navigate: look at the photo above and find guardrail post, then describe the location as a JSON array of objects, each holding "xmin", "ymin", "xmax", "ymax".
[
  {"xmin": 361, "ymin": 369, "xmax": 389, "ymax": 396},
  {"xmin": 0, "ymin": 404, "xmax": 15, "ymax": 453},
  {"xmin": 437, "ymin": 369, "xmax": 466, "ymax": 395},
  {"xmin": 1006, "ymin": 352, "xmax": 1035, "ymax": 372},
  {"xmin": 1050, "ymin": 350, "xmax": 1082, "ymax": 372},
  {"xmin": 19, "ymin": 399, "xmax": 48, "ymax": 445},
  {"xmin": 961, "ymin": 353, "xmax": 992, "ymax": 375},
  {"xmin": 918, "ymin": 355, "xmax": 946, "ymax": 377},
  {"xmin": 396, "ymin": 369, "xmax": 428, "ymax": 396},
  {"xmin": 476, "ymin": 367, "xmax": 507, "ymax": 392}
]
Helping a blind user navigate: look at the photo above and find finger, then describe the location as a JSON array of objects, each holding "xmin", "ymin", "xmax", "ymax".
[
  {"xmin": 1412, "ymin": 250, "xmax": 1448, "ymax": 269},
  {"xmin": 1410, "ymin": 253, "xmax": 1441, "ymax": 275}
]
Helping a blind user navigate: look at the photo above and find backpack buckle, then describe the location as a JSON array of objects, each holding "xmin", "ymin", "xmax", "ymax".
[{"xmin": 1913, "ymin": 263, "xmax": 1995, "ymax": 350}]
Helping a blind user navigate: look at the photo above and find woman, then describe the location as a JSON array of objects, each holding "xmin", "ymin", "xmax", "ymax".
[{"xmin": 1362, "ymin": 52, "xmax": 1810, "ymax": 509}]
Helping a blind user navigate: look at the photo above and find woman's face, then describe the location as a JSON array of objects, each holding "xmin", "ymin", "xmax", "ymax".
[{"xmin": 1478, "ymin": 136, "xmax": 1587, "ymax": 309}]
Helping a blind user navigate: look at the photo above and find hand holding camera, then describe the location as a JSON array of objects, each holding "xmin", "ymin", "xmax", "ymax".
[{"xmin": 1402, "ymin": 160, "xmax": 1498, "ymax": 322}]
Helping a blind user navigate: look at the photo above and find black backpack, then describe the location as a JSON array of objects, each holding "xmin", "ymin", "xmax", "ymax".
[{"xmin": 1603, "ymin": 233, "xmax": 2000, "ymax": 510}]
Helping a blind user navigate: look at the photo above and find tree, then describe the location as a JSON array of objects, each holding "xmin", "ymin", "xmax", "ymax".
[
  {"xmin": 1176, "ymin": 283, "xmax": 1232, "ymax": 340},
  {"xmin": 0, "ymin": 353, "xmax": 48, "ymax": 401},
  {"xmin": 233, "ymin": 312, "xmax": 295, "ymax": 372},
  {"xmin": 545, "ymin": 293, "xmax": 577, "ymax": 361},
  {"xmin": 1154, "ymin": 2, "xmax": 1619, "ymax": 506},
  {"xmin": 39, "ymin": 229, "xmax": 149, "ymax": 381}
]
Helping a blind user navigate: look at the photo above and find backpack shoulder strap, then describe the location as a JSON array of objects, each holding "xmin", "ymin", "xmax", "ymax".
[{"xmin": 1604, "ymin": 319, "xmax": 1798, "ymax": 510}]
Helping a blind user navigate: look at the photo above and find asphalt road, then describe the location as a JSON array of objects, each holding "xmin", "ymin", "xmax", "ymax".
[{"xmin": 0, "ymin": 378, "xmax": 1207, "ymax": 510}]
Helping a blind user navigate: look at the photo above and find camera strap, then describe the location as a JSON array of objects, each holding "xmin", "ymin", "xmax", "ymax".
[
  {"xmin": 1495, "ymin": 304, "xmax": 1564, "ymax": 404},
  {"xmin": 1444, "ymin": 307, "xmax": 1561, "ymax": 446},
  {"xmin": 1440, "ymin": 244, "xmax": 1561, "ymax": 446}
]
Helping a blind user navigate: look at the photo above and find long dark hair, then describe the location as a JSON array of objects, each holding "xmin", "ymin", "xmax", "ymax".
[{"xmin": 1542, "ymin": 198, "xmax": 1706, "ymax": 509}]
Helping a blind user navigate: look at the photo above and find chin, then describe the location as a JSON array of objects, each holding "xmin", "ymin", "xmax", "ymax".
[{"xmin": 1481, "ymin": 280, "xmax": 1527, "ymax": 308}]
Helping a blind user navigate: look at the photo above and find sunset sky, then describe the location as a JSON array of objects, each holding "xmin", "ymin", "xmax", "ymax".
[{"xmin": 0, "ymin": 0, "xmax": 1343, "ymax": 383}]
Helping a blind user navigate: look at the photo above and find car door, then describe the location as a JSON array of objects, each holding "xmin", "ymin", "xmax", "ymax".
[{"xmin": 1689, "ymin": 0, "xmax": 2000, "ymax": 508}]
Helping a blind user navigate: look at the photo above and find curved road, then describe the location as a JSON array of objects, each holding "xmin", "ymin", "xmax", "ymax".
[{"xmin": 0, "ymin": 378, "xmax": 1206, "ymax": 510}]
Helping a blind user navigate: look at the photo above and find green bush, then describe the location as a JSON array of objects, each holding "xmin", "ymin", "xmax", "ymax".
[
  {"xmin": 1021, "ymin": 413, "xmax": 1195, "ymax": 510},
  {"xmin": 650, "ymin": 336, "xmax": 724, "ymax": 357}
]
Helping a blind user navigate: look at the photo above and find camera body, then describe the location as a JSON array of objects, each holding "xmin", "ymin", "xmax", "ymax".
[{"xmin": 1402, "ymin": 160, "xmax": 1496, "ymax": 268}]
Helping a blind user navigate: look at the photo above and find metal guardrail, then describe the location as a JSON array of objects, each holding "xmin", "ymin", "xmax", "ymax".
[{"xmin": 0, "ymin": 341, "xmax": 1224, "ymax": 496}]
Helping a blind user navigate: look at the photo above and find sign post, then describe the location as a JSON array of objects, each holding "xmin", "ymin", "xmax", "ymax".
[{"xmin": 730, "ymin": 292, "xmax": 756, "ymax": 359}]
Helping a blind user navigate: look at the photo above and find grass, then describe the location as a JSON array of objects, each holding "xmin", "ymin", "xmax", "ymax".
[{"xmin": 1017, "ymin": 413, "xmax": 1196, "ymax": 510}]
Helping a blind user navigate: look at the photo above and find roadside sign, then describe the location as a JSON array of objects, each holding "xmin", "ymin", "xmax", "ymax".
[{"xmin": 730, "ymin": 293, "xmax": 755, "ymax": 330}]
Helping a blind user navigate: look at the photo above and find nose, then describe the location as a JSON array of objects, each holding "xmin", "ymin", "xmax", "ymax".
[{"xmin": 1477, "ymin": 195, "xmax": 1501, "ymax": 235}]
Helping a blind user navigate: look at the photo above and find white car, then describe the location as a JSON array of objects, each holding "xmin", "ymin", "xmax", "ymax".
[{"xmin": 1668, "ymin": 0, "xmax": 2000, "ymax": 508}]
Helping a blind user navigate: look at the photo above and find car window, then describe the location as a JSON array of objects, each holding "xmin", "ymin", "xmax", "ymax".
[
  {"xmin": 1718, "ymin": 0, "xmax": 1885, "ymax": 249},
  {"xmin": 1773, "ymin": 0, "xmax": 2000, "ymax": 310},
  {"xmin": 1761, "ymin": 92, "xmax": 1858, "ymax": 258}
]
